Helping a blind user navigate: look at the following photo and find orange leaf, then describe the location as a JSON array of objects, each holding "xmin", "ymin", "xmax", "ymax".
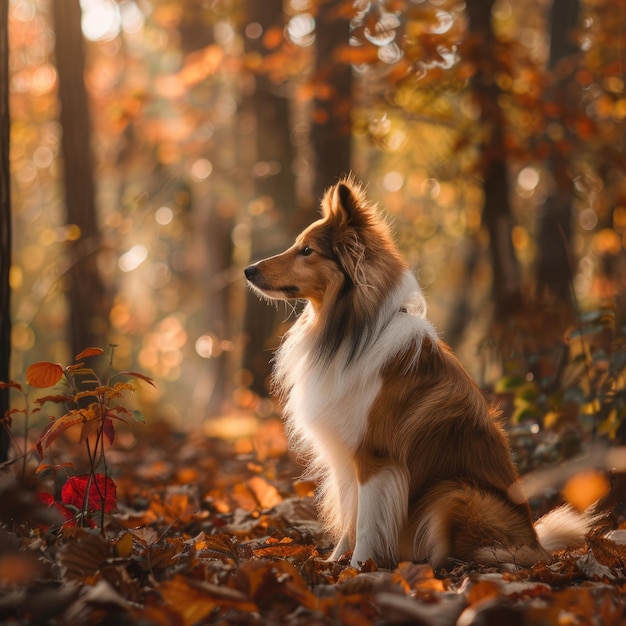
[
  {"xmin": 36, "ymin": 410, "xmax": 86, "ymax": 456},
  {"xmin": 35, "ymin": 461, "xmax": 75, "ymax": 475},
  {"xmin": 160, "ymin": 575, "xmax": 255, "ymax": 626},
  {"xmin": 117, "ymin": 371, "xmax": 156, "ymax": 387},
  {"xmin": 26, "ymin": 362, "xmax": 64, "ymax": 388},
  {"xmin": 74, "ymin": 347, "xmax": 105, "ymax": 360},
  {"xmin": 34, "ymin": 394, "xmax": 74, "ymax": 405},
  {"xmin": 0, "ymin": 381, "xmax": 23, "ymax": 392},
  {"xmin": 247, "ymin": 476, "xmax": 282, "ymax": 509}
]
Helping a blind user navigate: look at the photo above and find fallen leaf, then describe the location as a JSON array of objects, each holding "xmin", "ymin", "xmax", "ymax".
[
  {"xmin": 57, "ymin": 530, "xmax": 112, "ymax": 580},
  {"xmin": 159, "ymin": 575, "xmax": 256, "ymax": 626}
]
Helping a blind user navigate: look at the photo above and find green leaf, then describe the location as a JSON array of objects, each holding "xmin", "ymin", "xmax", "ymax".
[
  {"xmin": 513, "ymin": 406, "xmax": 538, "ymax": 423},
  {"xmin": 494, "ymin": 375, "xmax": 526, "ymax": 392}
]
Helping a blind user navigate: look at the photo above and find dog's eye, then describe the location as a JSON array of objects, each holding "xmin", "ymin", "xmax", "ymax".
[{"xmin": 300, "ymin": 245, "xmax": 313, "ymax": 257}]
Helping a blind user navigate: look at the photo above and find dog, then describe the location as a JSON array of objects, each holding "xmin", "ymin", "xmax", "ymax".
[{"xmin": 245, "ymin": 176, "xmax": 599, "ymax": 569}]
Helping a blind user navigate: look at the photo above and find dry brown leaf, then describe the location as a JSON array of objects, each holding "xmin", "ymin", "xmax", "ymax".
[
  {"xmin": 235, "ymin": 558, "xmax": 319, "ymax": 612},
  {"xmin": 57, "ymin": 530, "xmax": 112, "ymax": 581},
  {"xmin": 394, "ymin": 561, "xmax": 445, "ymax": 592},
  {"xmin": 158, "ymin": 576, "xmax": 217, "ymax": 626},
  {"xmin": 589, "ymin": 535, "xmax": 626, "ymax": 570}
]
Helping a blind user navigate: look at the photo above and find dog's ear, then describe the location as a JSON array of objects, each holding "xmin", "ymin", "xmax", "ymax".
[
  {"xmin": 334, "ymin": 182, "xmax": 359, "ymax": 223},
  {"xmin": 324, "ymin": 178, "xmax": 371, "ymax": 230},
  {"xmin": 320, "ymin": 179, "xmax": 369, "ymax": 286}
]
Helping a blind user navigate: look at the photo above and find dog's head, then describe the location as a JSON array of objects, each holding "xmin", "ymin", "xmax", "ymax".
[{"xmin": 245, "ymin": 176, "xmax": 404, "ymax": 309}]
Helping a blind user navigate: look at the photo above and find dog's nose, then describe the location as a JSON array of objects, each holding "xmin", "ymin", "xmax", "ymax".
[{"xmin": 244, "ymin": 265, "xmax": 258, "ymax": 280}]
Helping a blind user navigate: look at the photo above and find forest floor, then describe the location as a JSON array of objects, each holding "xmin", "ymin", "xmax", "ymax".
[{"xmin": 2, "ymin": 415, "xmax": 626, "ymax": 626}]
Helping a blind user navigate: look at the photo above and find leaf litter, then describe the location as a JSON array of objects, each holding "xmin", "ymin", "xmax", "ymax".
[{"xmin": 2, "ymin": 417, "xmax": 626, "ymax": 625}]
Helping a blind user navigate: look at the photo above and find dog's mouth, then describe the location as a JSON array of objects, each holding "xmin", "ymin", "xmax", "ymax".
[
  {"xmin": 252, "ymin": 284, "xmax": 300, "ymax": 300},
  {"xmin": 244, "ymin": 265, "xmax": 300, "ymax": 299},
  {"xmin": 278, "ymin": 286, "xmax": 300, "ymax": 296}
]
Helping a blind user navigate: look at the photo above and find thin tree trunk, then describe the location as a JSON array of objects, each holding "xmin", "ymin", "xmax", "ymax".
[
  {"xmin": 536, "ymin": 0, "xmax": 580, "ymax": 305},
  {"xmin": 311, "ymin": 0, "xmax": 353, "ymax": 205},
  {"xmin": 0, "ymin": 0, "xmax": 11, "ymax": 463},
  {"xmin": 466, "ymin": 0, "xmax": 522, "ymax": 321},
  {"xmin": 52, "ymin": 0, "xmax": 108, "ymax": 356},
  {"xmin": 242, "ymin": 0, "xmax": 297, "ymax": 396}
]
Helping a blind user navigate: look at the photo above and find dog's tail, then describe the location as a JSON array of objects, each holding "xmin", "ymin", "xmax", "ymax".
[{"xmin": 534, "ymin": 503, "xmax": 604, "ymax": 553}]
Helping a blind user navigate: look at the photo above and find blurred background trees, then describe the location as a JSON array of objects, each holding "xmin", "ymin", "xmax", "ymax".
[
  {"xmin": 52, "ymin": 0, "xmax": 110, "ymax": 356},
  {"xmin": 5, "ymin": 0, "xmax": 626, "ymax": 429}
]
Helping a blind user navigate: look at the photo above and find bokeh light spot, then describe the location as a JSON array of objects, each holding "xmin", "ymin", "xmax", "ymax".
[{"xmin": 118, "ymin": 244, "xmax": 148, "ymax": 272}]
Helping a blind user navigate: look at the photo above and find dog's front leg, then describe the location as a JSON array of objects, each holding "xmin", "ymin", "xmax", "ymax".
[
  {"xmin": 328, "ymin": 533, "xmax": 351, "ymax": 561},
  {"xmin": 351, "ymin": 460, "xmax": 409, "ymax": 568},
  {"xmin": 320, "ymin": 457, "xmax": 358, "ymax": 562}
]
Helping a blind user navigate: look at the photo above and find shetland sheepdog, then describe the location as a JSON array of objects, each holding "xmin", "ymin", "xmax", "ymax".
[{"xmin": 245, "ymin": 176, "xmax": 599, "ymax": 569}]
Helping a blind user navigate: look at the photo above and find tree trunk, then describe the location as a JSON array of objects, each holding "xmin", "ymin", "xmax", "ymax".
[
  {"xmin": 52, "ymin": 0, "xmax": 108, "ymax": 357},
  {"xmin": 465, "ymin": 0, "xmax": 522, "ymax": 321},
  {"xmin": 536, "ymin": 0, "xmax": 580, "ymax": 305},
  {"xmin": 0, "ymin": 0, "xmax": 11, "ymax": 463},
  {"xmin": 242, "ymin": 0, "xmax": 297, "ymax": 397},
  {"xmin": 311, "ymin": 0, "xmax": 353, "ymax": 205}
]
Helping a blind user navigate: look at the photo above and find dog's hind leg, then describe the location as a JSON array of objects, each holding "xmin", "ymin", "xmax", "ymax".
[{"xmin": 410, "ymin": 480, "xmax": 548, "ymax": 568}]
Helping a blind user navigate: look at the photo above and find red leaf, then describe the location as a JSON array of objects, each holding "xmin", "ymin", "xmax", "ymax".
[
  {"xmin": 74, "ymin": 347, "xmax": 105, "ymax": 360},
  {"xmin": 26, "ymin": 362, "xmax": 64, "ymax": 388},
  {"xmin": 61, "ymin": 474, "xmax": 117, "ymax": 513},
  {"xmin": 103, "ymin": 418, "xmax": 115, "ymax": 445},
  {"xmin": 38, "ymin": 492, "xmax": 55, "ymax": 506},
  {"xmin": 38, "ymin": 492, "xmax": 77, "ymax": 524}
]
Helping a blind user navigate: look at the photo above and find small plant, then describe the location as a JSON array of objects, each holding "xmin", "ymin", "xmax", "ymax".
[
  {"xmin": 496, "ymin": 305, "xmax": 626, "ymax": 450},
  {"xmin": 0, "ymin": 346, "xmax": 154, "ymax": 533}
]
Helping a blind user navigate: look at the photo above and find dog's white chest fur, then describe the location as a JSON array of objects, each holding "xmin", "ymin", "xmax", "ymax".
[
  {"xmin": 275, "ymin": 271, "xmax": 436, "ymax": 459},
  {"xmin": 283, "ymin": 346, "xmax": 382, "ymax": 453}
]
